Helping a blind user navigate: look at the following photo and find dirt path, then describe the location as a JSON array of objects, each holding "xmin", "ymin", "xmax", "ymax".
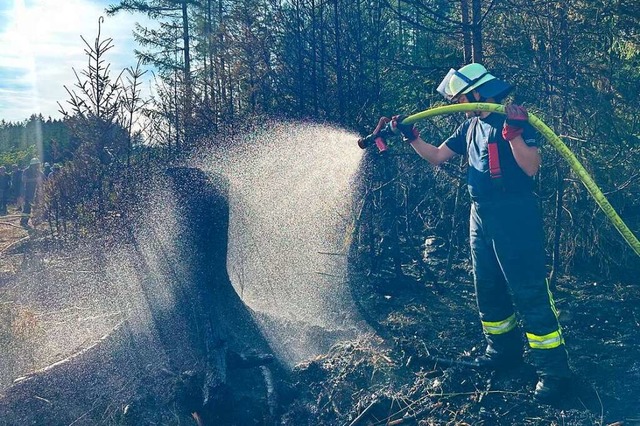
[
  {"xmin": 0, "ymin": 207, "xmax": 125, "ymax": 392},
  {"xmin": 0, "ymin": 207, "xmax": 29, "ymax": 275}
]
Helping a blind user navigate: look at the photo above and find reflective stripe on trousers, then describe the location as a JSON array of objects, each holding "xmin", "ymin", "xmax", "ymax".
[
  {"xmin": 527, "ymin": 329, "xmax": 564, "ymax": 349},
  {"xmin": 482, "ymin": 314, "xmax": 517, "ymax": 335}
]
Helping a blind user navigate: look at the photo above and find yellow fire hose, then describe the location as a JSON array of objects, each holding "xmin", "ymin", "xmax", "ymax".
[{"xmin": 402, "ymin": 103, "xmax": 640, "ymax": 258}]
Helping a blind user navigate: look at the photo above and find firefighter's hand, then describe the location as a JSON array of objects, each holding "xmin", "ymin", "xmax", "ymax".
[
  {"xmin": 392, "ymin": 115, "xmax": 420, "ymax": 142},
  {"xmin": 373, "ymin": 116, "xmax": 391, "ymax": 136},
  {"xmin": 505, "ymin": 104, "xmax": 528, "ymax": 127},
  {"xmin": 502, "ymin": 104, "xmax": 528, "ymax": 140}
]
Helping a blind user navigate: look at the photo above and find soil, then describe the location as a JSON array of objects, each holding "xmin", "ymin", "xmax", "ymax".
[{"xmin": 1, "ymin": 201, "xmax": 639, "ymax": 425}]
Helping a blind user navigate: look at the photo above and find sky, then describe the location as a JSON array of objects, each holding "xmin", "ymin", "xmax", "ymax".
[{"xmin": 0, "ymin": 0, "xmax": 152, "ymax": 123}]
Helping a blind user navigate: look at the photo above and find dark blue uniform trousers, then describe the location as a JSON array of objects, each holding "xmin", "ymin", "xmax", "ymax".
[{"xmin": 470, "ymin": 195, "xmax": 570, "ymax": 378}]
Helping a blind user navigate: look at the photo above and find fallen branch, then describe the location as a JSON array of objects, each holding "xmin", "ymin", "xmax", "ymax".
[
  {"xmin": 33, "ymin": 395, "xmax": 52, "ymax": 404},
  {"xmin": 0, "ymin": 221, "xmax": 25, "ymax": 229},
  {"xmin": 0, "ymin": 214, "xmax": 26, "ymax": 219},
  {"xmin": 348, "ymin": 398, "xmax": 379, "ymax": 426},
  {"xmin": 1, "ymin": 236, "xmax": 30, "ymax": 255},
  {"xmin": 13, "ymin": 321, "xmax": 124, "ymax": 384},
  {"xmin": 192, "ymin": 412, "xmax": 205, "ymax": 426}
]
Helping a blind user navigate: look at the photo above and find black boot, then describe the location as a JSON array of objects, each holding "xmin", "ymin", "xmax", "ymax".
[
  {"xmin": 473, "ymin": 340, "xmax": 523, "ymax": 371},
  {"xmin": 474, "ymin": 352, "xmax": 524, "ymax": 371},
  {"xmin": 533, "ymin": 375, "xmax": 570, "ymax": 404}
]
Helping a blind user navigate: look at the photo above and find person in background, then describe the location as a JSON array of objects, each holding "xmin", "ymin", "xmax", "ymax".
[
  {"xmin": 10, "ymin": 163, "xmax": 22, "ymax": 204},
  {"xmin": 21, "ymin": 158, "xmax": 45, "ymax": 227},
  {"xmin": 43, "ymin": 162, "xmax": 52, "ymax": 179},
  {"xmin": 388, "ymin": 63, "xmax": 572, "ymax": 404},
  {"xmin": 48, "ymin": 163, "xmax": 61, "ymax": 179},
  {"xmin": 0, "ymin": 166, "xmax": 11, "ymax": 215}
]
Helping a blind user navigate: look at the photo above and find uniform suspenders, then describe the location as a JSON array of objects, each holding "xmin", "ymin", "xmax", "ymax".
[
  {"xmin": 468, "ymin": 117, "xmax": 504, "ymax": 189},
  {"xmin": 487, "ymin": 141, "xmax": 502, "ymax": 179},
  {"xmin": 487, "ymin": 140, "xmax": 503, "ymax": 186}
]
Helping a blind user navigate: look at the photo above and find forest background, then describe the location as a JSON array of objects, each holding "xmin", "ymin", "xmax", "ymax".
[{"xmin": 1, "ymin": 0, "xmax": 639, "ymax": 283}]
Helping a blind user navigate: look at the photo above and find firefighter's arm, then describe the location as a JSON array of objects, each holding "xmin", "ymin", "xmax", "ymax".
[
  {"xmin": 409, "ymin": 138, "xmax": 457, "ymax": 166},
  {"xmin": 502, "ymin": 104, "xmax": 540, "ymax": 176},
  {"xmin": 392, "ymin": 115, "xmax": 458, "ymax": 165},
  {"xmin": 507, "ymin": 136, "xmax": 541, "ymax": 177}
]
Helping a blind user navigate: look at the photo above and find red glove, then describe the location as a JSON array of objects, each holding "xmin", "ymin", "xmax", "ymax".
[
  {"xmin": 502, "ymin": 104, "xmax": 528, "ymax": 141},
  {"xmin": 392, "ymin": 115, "xmax": 420, "ymax": 142}
]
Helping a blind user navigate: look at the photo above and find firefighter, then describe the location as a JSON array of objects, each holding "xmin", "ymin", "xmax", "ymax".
[
  {"xmin": 21, "ymin": 157, "xmax": 45, "ymax": 227},
  {"xmin": 10, "ymin": 164, "xmax": 22, "ymax": 204},
  {"xmin": 0, "ymin": 165, "xmax": 10, "ymax": 215},
  {"xmin": 390, "ymin": 63, "xmax": 572, "ymax": 404}
]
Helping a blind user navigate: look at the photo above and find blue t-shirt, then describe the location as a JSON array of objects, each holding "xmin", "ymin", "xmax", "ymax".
[{"xmin": 444, "ymin": 113, "xmax": 539, "ymax": 200}]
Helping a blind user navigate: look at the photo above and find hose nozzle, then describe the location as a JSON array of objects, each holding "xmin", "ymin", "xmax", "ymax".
[{"xmin": 357, "ymin": 117, "xmax": 396, "ymax": 153}]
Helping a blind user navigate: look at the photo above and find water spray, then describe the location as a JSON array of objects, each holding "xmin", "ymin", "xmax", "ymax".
[{"xmin": 358, "ymin": 102, "xmax": 640, "ymax": 257}]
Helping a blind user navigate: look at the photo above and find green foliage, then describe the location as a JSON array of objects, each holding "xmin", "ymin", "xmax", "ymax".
[
  {"xmin": 0, "ymin": 147, "xmax": 37, "ymax": 168},
  {"xmin": 0, "ymin": 116, "xmax": 73, "ymax": 167},
  {"xmin": 33, "ymin": 17, "xmax": 152, "ymax": 236}
]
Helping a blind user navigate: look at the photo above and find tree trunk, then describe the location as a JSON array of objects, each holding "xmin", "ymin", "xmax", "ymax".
[
  {"xmin": 471, "ymin": 0, "xmax": 483, "ymax": 62},
  {"xmin": 445, "ymin": 158, "xmax": 466, "ymax": 281},
  {"xmin": 460, "ymin": 0, "xmax": 472, "ymax": 63},
  {"xmin": 295, "ymin": 0, "xmax": 305, "ymax": 113},
  {"xmin": 311, "ymin": 0, "xmax": 319, "ymax": 115},
  {"xmin": 549, "ymin": 1, "xmax": 570, "ymax": 288},
  {"xmin": 181, "ymin": 0, "xmax": 192, "ymax": 144},
  {"xmin": 549, "ymin": 165, "xmax": 565, "ymax": 287},
  {"xmin": 333, "ymin": 0, "xmax": 345, "ymax": 119}
]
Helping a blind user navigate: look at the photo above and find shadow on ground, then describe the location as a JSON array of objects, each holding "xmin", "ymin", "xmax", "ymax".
[{"xmin": 0, "ymin": 167, "xmax": 283, "ymax": 425}]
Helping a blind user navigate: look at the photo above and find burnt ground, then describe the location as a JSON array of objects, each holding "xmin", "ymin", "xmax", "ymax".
[
  {"xmin": 280, "ymin": 251, "xmax": 640, "ymax": 426},
  {"xmin": 2, "ymin": 201, "xmax": 640, "ymax": 425}
]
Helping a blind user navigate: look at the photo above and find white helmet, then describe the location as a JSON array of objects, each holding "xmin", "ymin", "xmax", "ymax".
[
  {"xmin": 29, "ymin": 157, "xmax": 41, "ymax": 165},
  {"xmin": 437, "ymin": 63, "xmax": 512, "ymax": 101}
]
